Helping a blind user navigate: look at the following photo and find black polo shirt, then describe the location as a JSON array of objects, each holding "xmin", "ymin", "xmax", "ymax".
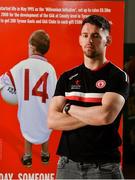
[{"xmin": 54, "ymin": 62, "xmax": 129, "ymax": 163}]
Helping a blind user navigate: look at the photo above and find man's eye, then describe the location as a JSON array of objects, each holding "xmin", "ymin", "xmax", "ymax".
[
  {"xmin": 92, "ymin": 34, "xmax": 100, "ymax": 38},
  {"xmin": 82, "ymin": 34, "xmax": 88, "ymax": 38}
]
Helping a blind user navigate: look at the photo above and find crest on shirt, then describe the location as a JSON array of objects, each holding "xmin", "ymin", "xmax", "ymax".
[{"xmin": 96, "ymin": 80, "xmax": 106, "ymax": 89}]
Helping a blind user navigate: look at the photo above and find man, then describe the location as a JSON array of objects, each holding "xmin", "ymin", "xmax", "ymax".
[
  {"xmin": 48, "ymin": 15, "xmax": 129, "ymax": 179},
  {"xmin": 0, "ymin": 30, "xmax": 57, "ymax": 167}
]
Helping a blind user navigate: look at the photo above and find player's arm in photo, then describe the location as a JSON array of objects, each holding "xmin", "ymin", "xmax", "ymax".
[
  {"xmin": 0, "ymin": 73, "xmax": 13, "ymax": 89},
  {"xmin": 0, "ymin": 72, "xmax": 17, "ymax": 105}
]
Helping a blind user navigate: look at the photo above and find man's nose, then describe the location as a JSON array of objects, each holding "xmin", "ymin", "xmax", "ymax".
[
  {"xmin": 90, "ymin": 38, "xmax": 93, "ymax": 43},
  {"xmin": 87, "ymin": 35, "xmax": 93, "ymax": 42},
  {"xmin": 89, "ymin": 37, "xmax": 93, "ymax": 44}
]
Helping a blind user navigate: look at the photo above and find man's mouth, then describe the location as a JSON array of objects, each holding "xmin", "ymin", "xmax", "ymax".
[{"xmin": 86, "ymin": 45, "xmax": 94, "ymax": 50}]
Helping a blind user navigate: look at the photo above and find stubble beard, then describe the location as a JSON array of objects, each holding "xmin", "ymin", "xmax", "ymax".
[{"xmin": 84, "ymin": 49, "xmax": 99, "ymax": 59}]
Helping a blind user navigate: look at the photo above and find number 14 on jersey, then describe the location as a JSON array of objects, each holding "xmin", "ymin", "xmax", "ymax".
[{"xmin": 24, "ymin": 69, "xmax": 49, "ymax": 103}]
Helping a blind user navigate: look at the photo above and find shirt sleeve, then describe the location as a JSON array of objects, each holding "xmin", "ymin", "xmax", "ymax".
[
  {"xmin": 54, "ymin": 72, "xmax": 67, "ymax": 97},
  {"xmin": 107, "ymin": 70, "xmax": 129, "ymax": 100}
]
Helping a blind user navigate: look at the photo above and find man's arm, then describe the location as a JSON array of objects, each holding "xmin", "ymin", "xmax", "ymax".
[
  {"xmin": 47, "ymin": 96, "xmax": 87, "ymax": 131},
  {"xmin": 68, "ymin": 92, "xmax": 125, "ymax": 126}
]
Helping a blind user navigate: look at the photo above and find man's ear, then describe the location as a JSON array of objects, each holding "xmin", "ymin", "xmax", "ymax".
[
  {"xmin": 32, "ymin": 45, "xmax": 36, "ymax": 52},
  {"xmin": 105, "ymin": 35, "xmax": 112, "ymax": 46}
]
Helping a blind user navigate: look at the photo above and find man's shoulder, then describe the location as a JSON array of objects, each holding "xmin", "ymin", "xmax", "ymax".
[
  {"xmin": 62, "ymin": 64, "xmax": 82, "ymax": 76},
  {"xmin": 109, "ymin": 62, "xmax": 128, "ymax": 81},
  {"xmin": 10, "ymin": 58, "xmax": 28, "ymax": 70},
  {"xmin": 13, "ymin": 57, "xmax": 46, "ymax": 67},
  {"xmin": 109, "ymin": 62, "xmax": 127, "ymax": 75}
]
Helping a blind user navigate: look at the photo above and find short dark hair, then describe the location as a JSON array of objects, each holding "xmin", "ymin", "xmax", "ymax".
[
  {"xmin": 82, "ymin": 15, "xmax": 111, "ymax": 32},
  {"xmin": 29, "ymin": 30, "xmax": 50, "ymax": 55}
]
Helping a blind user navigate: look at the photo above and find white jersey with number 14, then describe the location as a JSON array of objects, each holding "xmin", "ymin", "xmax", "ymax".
[{"xmin": 7, "ymin": 56, "xmax": 57, "ymax": 144}]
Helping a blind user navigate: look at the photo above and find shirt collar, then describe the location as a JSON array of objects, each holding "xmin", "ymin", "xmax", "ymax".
[{"xmin": 30, "ymin": 55, "xmax": 47, "ymax": 62}]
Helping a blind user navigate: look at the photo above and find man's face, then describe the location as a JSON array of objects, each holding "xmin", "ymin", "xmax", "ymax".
[{"xmin": 79, "ymin": 23, "xmax": 111, "ymax": 59}]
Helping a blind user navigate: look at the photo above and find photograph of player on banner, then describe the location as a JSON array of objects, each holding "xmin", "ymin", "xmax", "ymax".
[
  {"xmin": 0, "ymin": 29, "xmax": 57, "ymax": 168},
  {"xmin": 0, "ymin": 0, "xmax": 125, "ymax": 179}
]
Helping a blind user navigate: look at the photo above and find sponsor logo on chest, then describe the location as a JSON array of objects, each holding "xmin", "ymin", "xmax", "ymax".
[
  {"xmin": 69, "ymin": 73, "xmax": 81, "ymax": 90},
  {"xmin": 71, "ymin": 79, "xmax": 81, "ymax": 90}
]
